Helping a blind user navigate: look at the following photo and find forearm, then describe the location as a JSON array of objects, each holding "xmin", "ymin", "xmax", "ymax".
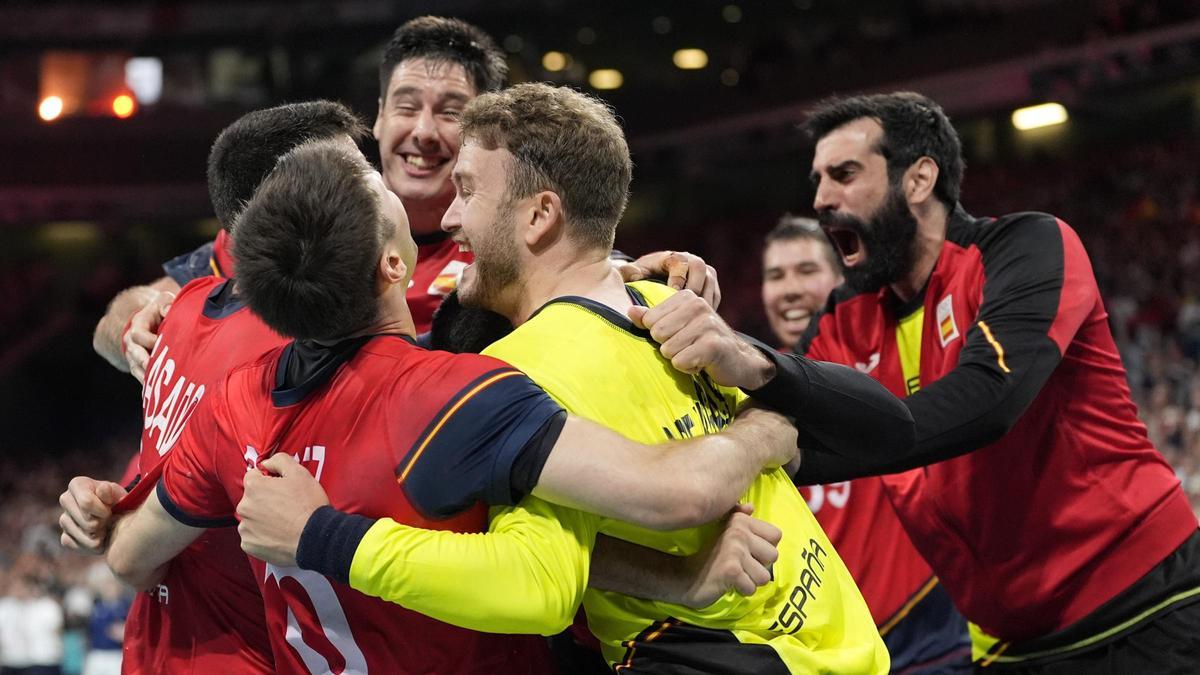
[
  {"xmin": 744, "ymin": 341, "xmax": 915, "ymax": 459},
  {"xmin": 588, "ymin": 534, "xmax": 688, "ymax": 603},
  {"xmin": 93, "ymin": 285, "xmax": 158, "ymax": 370},
  {"xmin": 533, "ymin": 416, "xmax": 773, "ymax": 531},
  {"xmin": 105, "ymin": 496, "xmax": 199, "ymax": 590},
  {"xmin": 299, "ymin": 499, "xmax": 594, "ymax": 636}
]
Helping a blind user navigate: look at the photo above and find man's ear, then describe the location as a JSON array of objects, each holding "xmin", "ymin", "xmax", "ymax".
[
  {"xmin": 378, "ymin": 244, "xmax": 408, "ymax": 288},
  {"xmin": 906, "ymin": 157, "xmax": 940, "ymax": 207},
  {"xmin": 523, "ymin": 191, "xmax": 564, "ymax": 248},
  {"xmin": 373, "ymin": 98, "xmax": 383, "ymax": 141}
]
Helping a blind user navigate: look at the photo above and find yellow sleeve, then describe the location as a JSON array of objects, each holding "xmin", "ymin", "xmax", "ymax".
[{"xmin": 347, "ymin": 495, "xmax": 598, "ymax": 635}]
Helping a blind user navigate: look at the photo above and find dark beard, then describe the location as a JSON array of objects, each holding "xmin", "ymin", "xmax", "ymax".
[
  {"xmin": 819, "ymin": 187, "xmax": 919, "ymax": 294},
  {"xmin": 429, "ymin": 290, "xmax": 514, "ymax": 354}
]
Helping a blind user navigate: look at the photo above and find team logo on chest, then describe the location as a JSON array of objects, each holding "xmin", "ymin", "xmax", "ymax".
[{"xmin": 936, "ymin": 294, "xmax": 960, "ymax": 347}]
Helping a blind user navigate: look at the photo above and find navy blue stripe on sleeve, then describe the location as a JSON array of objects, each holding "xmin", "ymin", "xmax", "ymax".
[
  {"xmin": 398, "ymin": 369, "xmax": 566, "ymax": 519},
  {"xmin": 295, "ymin": 505, "xmax": 375, "ymax": 585},
  {"xmin": 155, "ymin": 478, "xmax": 237, "ymax": 528}
]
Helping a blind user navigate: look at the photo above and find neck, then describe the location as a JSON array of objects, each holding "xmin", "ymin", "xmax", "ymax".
[
  {"xmin": 405, "ymin": 195, "xmax": 453, "ymax": 236},
  {"xmin": 889, "ymin": 200, "xmax": 950, "ymax": 303},
  {"xmin": 507, "ymin": 248, "xmax": 627, "ymax": 326},
  {"xmin": 349, "ymin": 289, "xmax": 417, "ymax": 340}
]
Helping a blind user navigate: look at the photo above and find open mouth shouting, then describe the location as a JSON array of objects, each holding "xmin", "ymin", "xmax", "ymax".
[{"xmin": 823, "ymin": 226, "xmax": 866, "ymax": 268}]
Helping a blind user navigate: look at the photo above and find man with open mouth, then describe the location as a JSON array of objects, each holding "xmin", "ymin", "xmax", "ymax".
[{"xmin": 788, "ymin": 91, "xmax": 1200, "ymax": 672}]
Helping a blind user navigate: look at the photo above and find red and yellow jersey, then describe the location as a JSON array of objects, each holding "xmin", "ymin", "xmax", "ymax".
[{"xmin": 801, "ymin": 207, "xmax": 1198, "ymax": 651}]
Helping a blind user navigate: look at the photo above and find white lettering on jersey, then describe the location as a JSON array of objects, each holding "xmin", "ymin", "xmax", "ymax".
[
  {"xmin": 805, "ymin": 481, "xmax": 851, "ymax": 513},
  {"xmin": 265, "ymin": 564, "xmax": 367, "ymax": 674},
  {"xmin": 854, "ymin": 353, "xmax": 880, "ymax": 374},
  {"xmin": 142, "ymin": 343, "xmax": 207, "ymax": 456}
]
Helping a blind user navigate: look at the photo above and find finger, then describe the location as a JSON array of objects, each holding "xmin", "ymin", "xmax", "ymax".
[
  {"xmin": 616, "ymin": 262, "xmax": 647, "ymax": 283},
  {"xmin": 68, "ymin": 484, "xmax": 111, "ymax": 522},
  {"xmin": 259, "ymin": 452, "xmax": 301, "ymax": 476},
  {"xmin": 747, "ymin": 534, "xmax": 780, "ymax": 567},
  {"xmin": 129, "ymin": 327, "xmax": 158, "ymax": 351},
  {"xmin": 744, "ymin": 557, "xmax": 772, "ymax": 587},
  {"xmin": 665, "ymin": 256, "xmax": 689, "ymax": 290},
  {"xmin": 732, "ymin": 503, "xmax": 754, "ymax": 516},
  {"xmin": 702, "ymin": 266, "xmax": 721, "ymax": 309},
  {"xmin": 158, "ymin": 292, "xmax": 176, "ymax": 318},
  {"xmin": 732, "ymin": 571, "xmax": 758, "ymax": 597},
  {"xmin": 683, "ymin": 256, "xmax": 707, "ymax": 296},
  {"xmin": 747, "ymin": 517, "xmax": 783, "ymax": 546},
  {"xmin": 59, "ymin": 512, "xmax": 102, "ymax": 552},
  {"xmin": 95, "ymin": 482, "xmax": 128, "ymax": 507},
  {"xmin": 127, "ymin": 345, "xmax": 151, "ymax": 383},
  {"xmin": 626, "ymin": 305, "xmax": 649, "ymax": 329},
  {"xmin": 59, "ymin": 491, "xmax": 97, "ymax": 529}
]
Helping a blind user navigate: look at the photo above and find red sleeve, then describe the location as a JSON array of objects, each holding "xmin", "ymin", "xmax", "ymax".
[{"xmin": 158, "ymin": 381, "xmax": 239, "ymax": 527}]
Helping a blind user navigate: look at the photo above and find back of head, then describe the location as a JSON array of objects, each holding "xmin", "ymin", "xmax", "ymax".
[
  {"xmin": 207, "ymin": 100, "xmax": 368, "ymax": 230},
  {"xmin": 233, "ymin": 140, "xmax": 392, "ymax": 341},
  {"xmin": 803, "ymin": 91, "xmax": 964, "ymax": 207},
  {"xmin": 379, "ymin": 16, "xmax": 507, "ymax": 94},
  {"xmin": 460, "ymin": 82, "xmax": 632, "ymax": 250}
]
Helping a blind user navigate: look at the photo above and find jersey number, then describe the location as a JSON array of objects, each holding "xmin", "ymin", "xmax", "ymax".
[{"xmin": 264, "ymin": 564, "xmax": 367, "ymax": 674}]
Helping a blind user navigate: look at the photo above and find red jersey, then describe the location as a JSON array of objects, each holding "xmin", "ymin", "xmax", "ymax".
[
  {"xmin": 163, "ymin": 230, "xmax": 471, "ymax": 333},
  {"xmin": 158, "ymin": 335, "xmax": 562, "ymax": 674},
  {"xmin": 408, "ymin": 232, "xmax": 473, "ymax": 332},
  {"xmin": 801, "ymin": 207, "xmax": 1198, "ymax": 641},
  {"xmin": 120, "ymin": 276, "xmax": 284, "ymax": 674}
]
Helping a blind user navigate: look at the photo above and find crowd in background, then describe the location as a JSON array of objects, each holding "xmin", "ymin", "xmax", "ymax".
[{"xmin": 2, "ymin": 133, "xmax": 1198, "ymax": 670}]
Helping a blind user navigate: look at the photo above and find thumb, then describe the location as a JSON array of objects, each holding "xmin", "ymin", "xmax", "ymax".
[
  {"xmin": 627, "ymin": 305, "xmax": 649, "ymax": 329},
  {"xmin": 158, "ymin": 292, "xmax": 176, "ymax": 317},
  {"xmin": 732, "ymin": 502, "xmax": 754, "ymax": 517},
  {"xmin": 259, "ymin": 452, "xmax": 301, "ymax": 477},
  {"xmin": 96, "ymin": 482, "xmax": 128, "ymax": 506}
]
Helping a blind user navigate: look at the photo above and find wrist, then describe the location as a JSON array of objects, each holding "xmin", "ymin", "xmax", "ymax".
[{"xmin": 735, "ymin": 342, "xmax": 776, "ymax": 390}]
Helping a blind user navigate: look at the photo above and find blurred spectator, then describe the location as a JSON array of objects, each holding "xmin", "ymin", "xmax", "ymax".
[
  {"xmin": 0, "ymin": 574, "xmax": 64, "ymax": 675},
  {"xmin": 81, "ymin": 564, "xmax": 127, "ymax": 675}
]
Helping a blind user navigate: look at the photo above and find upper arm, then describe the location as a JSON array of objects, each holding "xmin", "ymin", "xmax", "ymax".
[
  {"xmin": 907, "ymin": 215, "xmax": 1096, "ymax": 459},
  {"xmin": 397, "ymin": 367, "xmax": 565, "ymax": 517},
  {"xmin": 157, "ymin": 390, "xmax": 238, "ymax": 526}
]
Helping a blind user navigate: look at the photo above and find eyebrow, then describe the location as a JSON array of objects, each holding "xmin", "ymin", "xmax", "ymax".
[
  {"xmin": 389, "ymin": 86, "xmax": 473, "ymax": 105},
  {"xmin": 809, "ymin": 159, "xmax": 863, "ymax": 184}
]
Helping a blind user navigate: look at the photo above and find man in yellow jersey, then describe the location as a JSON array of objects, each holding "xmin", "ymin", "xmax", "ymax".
[{"xmin": 238, "ymin": 84, "xmax": 912, "ymax": 674}]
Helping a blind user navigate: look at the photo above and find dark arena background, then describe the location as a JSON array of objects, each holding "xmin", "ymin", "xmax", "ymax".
[{"xmin": 2, "ymin": 1, "xmax": 1199, "ymax": 672}]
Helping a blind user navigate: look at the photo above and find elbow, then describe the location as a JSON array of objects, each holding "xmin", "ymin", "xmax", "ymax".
[{"xmin": 105, "ymin": 546, "xmax": 160, "ymax": 591}]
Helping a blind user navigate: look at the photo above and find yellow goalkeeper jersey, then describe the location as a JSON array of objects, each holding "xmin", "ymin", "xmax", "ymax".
[{"xmin": 480, "ymin": 281, "xmax": 887, "ymax": 674}]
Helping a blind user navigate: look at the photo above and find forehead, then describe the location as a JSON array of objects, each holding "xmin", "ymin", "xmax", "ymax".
[
  {"xmin": 385, "ymin": 57, "xmax": 477, "ymax": 99},
  {"xmin": 764, "ymin": 237, "xmax": 829, "ymax": 267},
  {"xmin": 811, "ymin": 117, "xmax": 884, "ymax": 170},
  {"xmin": 454, "ymin": 140, "xmax": 511, "ymax": 182}
]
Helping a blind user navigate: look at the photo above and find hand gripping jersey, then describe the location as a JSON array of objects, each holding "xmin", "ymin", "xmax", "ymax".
[
  {"xmin": 480, "ymin": 281, "xmax": 887, "ymax": 675},
  {"xmin": 157, "ymin": 336, "xmax": 562, "ymax": 675},
  {"xmin": 119, "ymin": 276, "xmax": 284, "ymax": 674},
  {"xmin": 163, "ymin": 230, "xmax": 471, "ymax": 333},
  {"xmin": 802, "ymin": 206, "xmax": 1199, "ymax": 660}
]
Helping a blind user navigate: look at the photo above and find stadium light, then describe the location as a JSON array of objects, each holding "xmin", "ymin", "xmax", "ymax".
[
  {"xmin": 39, "ymin": 96, "xmax": 64, "ymax": 122},
  {"xmin": 589, "ymin": 69, "xmax": 623, "ymax": 90},
  {"xmin": 673, "ymin": 49, "xmax": 709, "ymax": 70},
  {"xmin": 112, "ymin": 94, "xmax": 136, "ymax": 119},
  {"xmin": 542, "ymin": 51, "xmax": 569, "ymax": 72},
  {"xmin": 1012, "ymin": 103, "xmax": 1068, "ymax": 131}
]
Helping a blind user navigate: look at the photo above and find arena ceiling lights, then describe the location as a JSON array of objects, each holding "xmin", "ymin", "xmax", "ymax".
[{"xmin": 1011, "ymin": 102, "xmax": 1069, "ymax": 131}]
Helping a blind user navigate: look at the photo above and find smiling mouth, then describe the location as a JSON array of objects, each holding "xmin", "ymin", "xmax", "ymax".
[
  {"xmin": 825, "ymin": 227, "xmax": 865, "ymax": 267},
  {"xmin": 781, "ymin": 308, "xmax": 809, "ymax": 322},
  {"xmin": 401, "ymin": 154, "xmax": 449, "ymax": 171}
]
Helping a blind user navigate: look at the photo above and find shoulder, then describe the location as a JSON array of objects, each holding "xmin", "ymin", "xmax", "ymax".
[{"xmin": 950, "ymin": 209, "xmax": 1072, "ymax": 256}]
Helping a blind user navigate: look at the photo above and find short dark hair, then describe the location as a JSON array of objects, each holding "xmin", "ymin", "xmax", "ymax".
[
  {"xmin": 803, "ymin": 92, "xmax": 964, "ymax": 207},
  {"xmin": 233, "ymin": 140, "xmax": 392, "ymax": 341},
  {"xmin": 207, "ymin": 100, "xmax": 367, "ymax": 231},
  {"xmin": 379, "ymin": 16, "xmax": 507, "ymax": 96},
  {"xmin": 461, "ymin": 83, "xmax": 631, "ymax": 251},
  {"xmin": 764, "ymin": 214, "xmax": 839, "ymax": 271}
]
